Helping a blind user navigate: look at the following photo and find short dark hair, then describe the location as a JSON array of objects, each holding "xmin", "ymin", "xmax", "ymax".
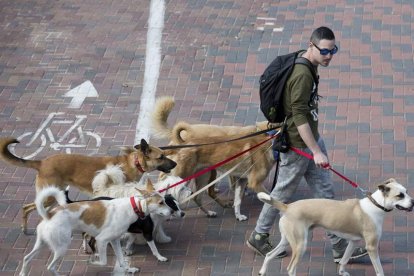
[{"xmin": 310, "ymin": 26, "xmax": 335, "ymax": 44}]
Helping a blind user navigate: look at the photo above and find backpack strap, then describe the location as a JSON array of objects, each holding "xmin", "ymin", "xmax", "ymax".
[{"xmin": 295, "ymin": 57, "xmax": 319, "ymax": 84}]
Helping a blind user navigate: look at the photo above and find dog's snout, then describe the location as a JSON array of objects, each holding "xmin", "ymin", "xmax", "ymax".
[
  {"xmin": 180, "ymin": 211, "xmax": 185, "ymax": 217},
  {"xmin": 159, "ymin": 160, "xmax": 177, "ymax": 173}
]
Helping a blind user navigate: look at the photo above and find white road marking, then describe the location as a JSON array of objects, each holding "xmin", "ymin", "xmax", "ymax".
[
  {"xmin": 10, "ymin": 112, "xmax": 101, "ymax": 158},
  {"xmin": 63, "ymin": 80, "xmax": 98, "ymax": 108},
  {"xmin": 134, "ymin": 0, "xmax": 165, "ymax": 145}
]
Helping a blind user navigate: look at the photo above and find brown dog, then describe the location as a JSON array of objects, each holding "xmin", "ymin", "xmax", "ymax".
[
  {"xmin": 0, "ymin": 137, "xmax": 177, "ymax": 233},
  {"xmin": 151, "ymin": 96, "xmax": 277, "ymax": 220}
]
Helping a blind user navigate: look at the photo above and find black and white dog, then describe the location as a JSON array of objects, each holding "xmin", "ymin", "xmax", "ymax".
[
  {"xmin": 64, "ymin": 181, "xmax": 184, "ymax": 262},
  {"xmin": 91, "ymin": 165, "xmax": 191, "ymax": 248}
]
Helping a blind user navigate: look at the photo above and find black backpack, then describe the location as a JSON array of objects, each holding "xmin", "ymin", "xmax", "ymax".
[{"xmin": 259, "ymin": 50, "xmax": 319, "ymax": 123}]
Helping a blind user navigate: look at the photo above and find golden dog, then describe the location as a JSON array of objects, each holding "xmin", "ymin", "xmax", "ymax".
[
  {"xmin": 150, "ymin": 96, "xmax": 277, "ymax": 220},
  {"xmin": 0, "ymin": 137, "xmax": 176, "ymax": 232}
]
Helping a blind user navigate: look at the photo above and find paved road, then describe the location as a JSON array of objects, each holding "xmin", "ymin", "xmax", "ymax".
[{"xmin": 0, "ymin": 0, "xmax": 413, "ymax": 275}]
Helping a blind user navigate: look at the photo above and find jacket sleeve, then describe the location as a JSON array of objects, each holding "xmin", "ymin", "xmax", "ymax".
[{"xmin": 287, "ymin": 70, "xmax": 314, "ymax": 127}]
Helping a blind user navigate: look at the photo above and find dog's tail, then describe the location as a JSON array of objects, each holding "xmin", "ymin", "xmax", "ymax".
[
  {"xmin": 257, "ymin": 192, "xmax": 287, "ymax": 212},
  {"xmin": 92, "ymin": 164, "xmax": 126, "ymax": 193},
  {"xmin": 171, "ymin": 121, "xmax": 194, "ymax": 144},
  {"xmin": 0, "ymin": 137, "xmax": 41, "ymax": 170},
  {"xmin": 35, "ymin": 186, "xmax": 67, "ymax": 220},
  {"xmin": 151, "ymin": 96, "xmax": 175, "ymax": 140}
]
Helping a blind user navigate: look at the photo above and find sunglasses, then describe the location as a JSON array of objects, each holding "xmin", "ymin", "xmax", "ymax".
[{"xmin": 313, "ymin": 43, "xmax": 338, "ymax": 56}]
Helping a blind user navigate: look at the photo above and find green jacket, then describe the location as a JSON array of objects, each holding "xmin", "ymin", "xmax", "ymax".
[{"xmin": 283, "ymin": 63, "xmax": 319, "ymax": 148}]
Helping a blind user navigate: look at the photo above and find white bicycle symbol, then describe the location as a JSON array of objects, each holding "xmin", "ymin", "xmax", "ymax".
[{"xmin": 10, "ymin": 112, "xmax": 102, "ymax": 159}]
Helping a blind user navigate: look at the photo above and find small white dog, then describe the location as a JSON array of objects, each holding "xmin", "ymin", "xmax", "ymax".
[
  {"xmin": 20, "ymin": 185, "xmax": 171, "ymax": 276},
  {"xmin": 256, "ymin": 178, "xmax": 414, "ymax": 276},
  {"xmin": 91, "ymin": 165, "xmax": 191, "ymax": 254}
]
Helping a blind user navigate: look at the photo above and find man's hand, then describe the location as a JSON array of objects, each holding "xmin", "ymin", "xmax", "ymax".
[{"xmin": 313, "ymin": 151, "xmax": 329, "ymax": 168}]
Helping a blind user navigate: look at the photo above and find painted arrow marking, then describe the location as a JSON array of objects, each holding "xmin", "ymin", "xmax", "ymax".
[{"xmin": 64, "ymin": 80, "xmax": 98, "ymax": 108}]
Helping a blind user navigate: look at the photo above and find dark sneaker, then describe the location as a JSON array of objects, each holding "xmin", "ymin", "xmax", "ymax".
[
  {"xmin": 332, "ymin": 239, "xmax": 368, "ymax": 263},
  {"xmin": 246, "ymin": 231, "xmax": 287, "ymax": 258}
]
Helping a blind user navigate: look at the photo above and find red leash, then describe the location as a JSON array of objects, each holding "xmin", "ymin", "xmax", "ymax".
[
  {"xmin": 290, "ymin": 147, "xmax": 366, "ymax": 194},
  {"xmin": 157, "ymin": 133, "xmax": 277, "ymax": 193}
]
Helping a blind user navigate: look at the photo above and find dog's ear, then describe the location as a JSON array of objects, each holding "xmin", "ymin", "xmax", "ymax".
[
  {"xmin": 135, "ymin": 139, "xmax": 151, "ymax": 155},
  {"xmin": 385, "ymin": 178, "xmax": 396, "ymax": 184},
  {"xmin": 134, "ymin": 187, "xmax": 148, "ymax": 195},
  {"xmin": 378, "ymin": 182, "xmax": 391, "ymax": 194},
  {"xmin": 120, "ymin": 146, "xmax": 134, "ymax": 154},
  {"xmin": 146, "ymin": 178, "xmax": 154, "ymax": 192}
]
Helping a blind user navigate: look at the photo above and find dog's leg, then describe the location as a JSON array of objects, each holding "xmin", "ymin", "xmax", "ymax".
[
  {"xmin": 283, "ymin": 219, "xmax": 308, "ymax": 276},
  {"xmin": 19, "ymin": 233, "xmax": 45, "ymax": 276},
  {"xmin": 207, "ymin": 170, "xmax": 232, "ymax": 208},
  {"xmin": 194, "ymin": 176, "xmax": 217, "ymax": 217},
  {"xmin": 233, "ymin": 177, "xmax": 247, "ymax": 221},
  {"xmin": 21, "ymin": 203, "xmax": 36, "ymax": 233},
  {"xmin": 146, "ymin": 240, "xmax": 168, "ymax": 262},
  {"xmin": 365, "ymin": 240, "xmax": 384, "ymax": 276},
  {"xmin": 123, "ymin": 233, "xmax": 136, "ymax": 256},
  {"xmin": 47, "ymin": 247, "xmax": 68, "ymax": 276},
  {"xmin": 111, "ymin": 239, "xmax": 139, "ymax": 273},
  {"xmin": 259, "ymin": 234, "xmax": 289, "ymax": 275},
  {"xmin": 82, "ymin": 233, "xmax": 94, "ymax": 254},
  {"xmin": 153, "ymin": 216, "xmax": 171, "ymax": 243},
  {"xmin": 89, "ymin": 238, "xmax": 109, "ymax": 266},
  {"xmin": 338, "ymin": 240, "xmax": 356, "ymax": 276}
]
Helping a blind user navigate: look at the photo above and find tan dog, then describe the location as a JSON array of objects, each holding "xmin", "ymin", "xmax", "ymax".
[
  {"xmin": 0, "ymin": 137, "xmax": 177, "ymax": 233},
  {"xmin": 151, "ymin": 96, "xmax": 276, "ymax": 220},
  {"xmin": 257, "ymin": 178, "xmax": 414, "ymax": 276}
]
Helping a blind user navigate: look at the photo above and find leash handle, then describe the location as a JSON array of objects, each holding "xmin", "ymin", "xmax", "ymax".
[
  {"xmin": 157, "ymin": 132, "xmax": 279, "ymax": 193},
  {"xmin": 290, "ymin": 146, "xmax": 363, "ymax": 191}
]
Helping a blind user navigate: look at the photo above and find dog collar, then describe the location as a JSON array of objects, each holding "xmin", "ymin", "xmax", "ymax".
[
  {"xmin": 130, "ymin": 197, "xmax": 145, "ymax": 218},
  {"xmin": 134, "ymin": 156, "xmax": 145, "ymax": 173},
  {"xmin": 366, "ymin": 192, "xmax": 392, "ymax": 212}
]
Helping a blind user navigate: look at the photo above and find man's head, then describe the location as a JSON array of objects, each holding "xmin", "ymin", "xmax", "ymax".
[{"xmin": 307, "ymin": 26, "xmax": 337, "ymax": 67}]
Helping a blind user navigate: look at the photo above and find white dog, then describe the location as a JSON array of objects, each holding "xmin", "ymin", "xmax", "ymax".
[
  {"xmin": 256, "ymin": 178, "xmax": 414, "ymax": 276},
  {"xmin": 20, "ymin": 185, "xmax": 171, "ymax": 276},
  {"xmin": 91, "ymin": 165, "xmax": 191, "ymax": 254}
]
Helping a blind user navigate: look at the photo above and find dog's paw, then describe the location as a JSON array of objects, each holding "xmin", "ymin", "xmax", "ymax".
[
  {"xmin": 236, "ymin": 214, "xmax": 248, "ymax": 221},
  {"xmin": 207, "ymin": 211, "xmax": 217, "ymax": 217},
  {"xmin": 157, "ymin": 256, "xmax": 168, "ymax": 262},
  {"xmin": 126, "ymin": 267, "xmax": 140, "ymax": 274},
  {"xmin": 123, "ymin": 248, "xmax": 135, "ymax": 256},
  {"xmin": 338, "ymin": 267, "xmax": 350, "ymax": 276},
  {"xmin": 338, "ymin": 265, "xmax": 350, "ymax": 276},
  {"xmin": 88, "ymin": 259, "xmax": 105, "ymax": 266},
  {"xmin": 257, "ymin": 192, "xmax": 271, "ymax": 203},
  {"xmin": 83, "ymin": 245, "xmax": 94, "ymax": 254},
  {"xmin": 223, "ymin": 200, "xmax": 234, "ymax": 208}
]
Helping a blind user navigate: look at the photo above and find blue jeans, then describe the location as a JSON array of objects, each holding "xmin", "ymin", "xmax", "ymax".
[{"xmin": 254, "ymin": 137, "xmax": 341, "ymax": 245}]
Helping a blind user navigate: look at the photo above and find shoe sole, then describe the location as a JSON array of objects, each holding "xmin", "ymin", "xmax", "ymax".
[
  {"xmin": 246, "ymin": 240, "xmax": 287, "ymax": 258},
  {"xmin": 333, "ymin": 251, "xmax": 369, "ymax": 263},
  {"xmin": 246, "ymin": 240, "xmax": 265, "ymax": 256}
]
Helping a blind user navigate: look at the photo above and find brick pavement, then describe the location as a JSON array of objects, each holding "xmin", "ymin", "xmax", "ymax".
[{"xmin": 1, "ymin": 0, "xmax": 413, "ymax": 275}]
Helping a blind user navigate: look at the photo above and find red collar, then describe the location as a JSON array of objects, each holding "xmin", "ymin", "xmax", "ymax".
[
  {"xmin": 134, "ymin": 156, "xmax": 145, "ymax": 173},
  {"xmin": 130, "ymin": 197, "xmax": 145, "ymax": 218}
]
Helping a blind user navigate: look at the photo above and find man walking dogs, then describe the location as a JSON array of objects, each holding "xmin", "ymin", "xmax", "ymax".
[{"xmin": 247, "ymin": 26, "xmax": 368, "ymax": 262}]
